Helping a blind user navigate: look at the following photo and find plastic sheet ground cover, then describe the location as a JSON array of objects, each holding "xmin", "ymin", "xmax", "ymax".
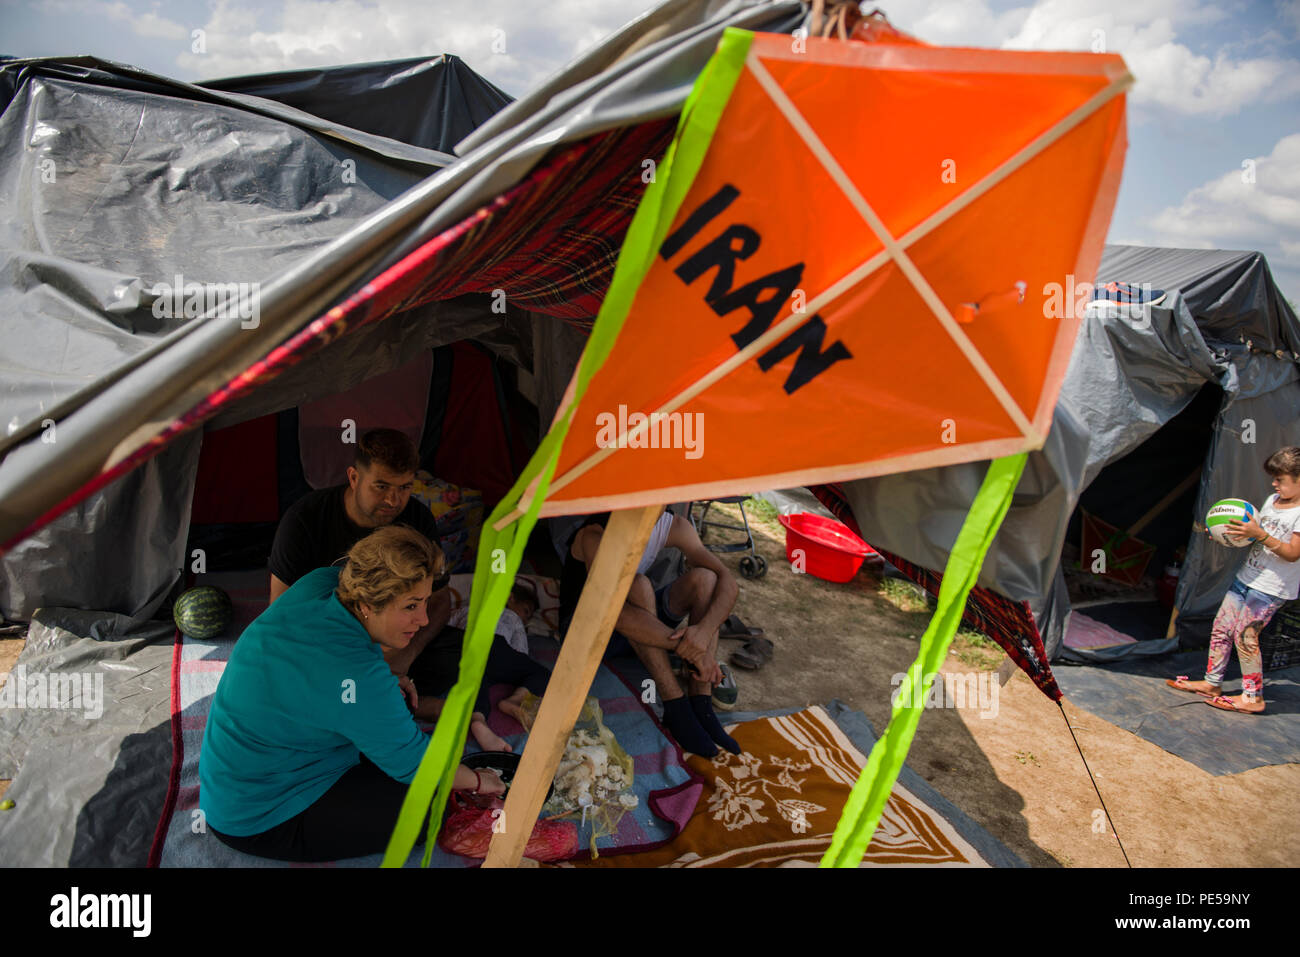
[
  {"xmin": 0, "ymin": 610, "xmax": 173, "ymax": 866},
  {"xmin": 1052, "ymin": 652, "xmax": 1300, "ymax": 776},
  {"xmin": 153, "ymin": 570, "xmax": 698, "ymax": 867}
]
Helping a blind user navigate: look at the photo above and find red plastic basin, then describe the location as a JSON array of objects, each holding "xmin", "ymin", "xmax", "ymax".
[{"xmin": 777, "ymin": 512, "xmax": 877, "ymax": 583}]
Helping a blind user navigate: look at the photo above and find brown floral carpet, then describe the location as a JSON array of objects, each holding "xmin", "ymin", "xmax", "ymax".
[{"xmin": 570, "ymin": 704, "xmax": 989, "ymax": 867}]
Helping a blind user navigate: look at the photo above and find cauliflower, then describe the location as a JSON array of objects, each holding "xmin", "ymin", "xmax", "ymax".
[{"xmin": 548, "ymin": 732, "xmax": 637, "ymax": 814}]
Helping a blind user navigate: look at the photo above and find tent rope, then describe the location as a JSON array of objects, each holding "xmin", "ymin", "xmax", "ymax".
[{"xmin": 1057, "ymin": 700, "xmax": 1131, "ymax": 867}]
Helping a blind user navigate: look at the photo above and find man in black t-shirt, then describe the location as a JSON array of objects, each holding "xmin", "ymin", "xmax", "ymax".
[{"xmin": 269, "ymin": 428, "xmax": 440, "ymax": 604}]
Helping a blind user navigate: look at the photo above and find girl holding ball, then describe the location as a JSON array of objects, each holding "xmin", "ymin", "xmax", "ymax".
[{"xmin": 1167, "ymin": 447, "xmax": 1300, "ymax": 714}]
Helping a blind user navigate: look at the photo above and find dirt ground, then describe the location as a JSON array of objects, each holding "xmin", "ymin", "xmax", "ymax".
[
  {"xmin": 1, "ymin": 503, "xmax": 1296, "ymax": 866},
  {"xmin": 703, "ymin": 502, "xmax": 1300, "ymax": 868}
]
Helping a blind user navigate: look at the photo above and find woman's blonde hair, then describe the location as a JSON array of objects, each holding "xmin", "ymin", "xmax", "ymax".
[{"xmin": 336, "ymin": 525, "xmax": 442, "ymax": 614}]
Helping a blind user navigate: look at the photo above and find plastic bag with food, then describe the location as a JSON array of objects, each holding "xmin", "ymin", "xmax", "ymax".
[
  {"xmin": 518, "ymin": 693, "xmax": 639, "ymax": 858},
  {"xmin": 438, "ymin": 792, "xmax": 579, "ymax": 862}
]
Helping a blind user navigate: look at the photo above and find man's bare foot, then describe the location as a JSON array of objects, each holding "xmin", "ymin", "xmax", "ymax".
[
  {"xmin": 1206, "ymin": 694, "xmax": 1265, "ymax": 714},
  {"xmin": 1166, "ymin": 677, "xmax": 1220, "ymax": 696},
  {"xmin": 470, "ymin": 718, "xmax": 512, "ymax": 752}
]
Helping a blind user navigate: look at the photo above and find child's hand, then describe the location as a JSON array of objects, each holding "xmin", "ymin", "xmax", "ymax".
[{"xmin": 1229, "ymin": 515, "xmax": 1264, "ymax": 542}]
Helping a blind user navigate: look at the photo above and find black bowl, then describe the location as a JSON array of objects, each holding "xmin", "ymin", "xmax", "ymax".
[{"xmin": 460, "ymin": 751, "xmax": 555, "ymax": 804}]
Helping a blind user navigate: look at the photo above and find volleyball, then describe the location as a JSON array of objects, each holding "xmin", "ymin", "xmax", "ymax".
[{"xmin": 1205, "ymin": 499, "xmax": 1256, "ymax": 548}]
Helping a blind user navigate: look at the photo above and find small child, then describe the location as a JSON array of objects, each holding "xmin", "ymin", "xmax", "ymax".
[
  {"xmin": 447, "ymin": 578, "xmax": 551, "ymax": 731},
  {"xmin": 1167, "ymin": 447, "xmax": 1300, "ymax": 713}
]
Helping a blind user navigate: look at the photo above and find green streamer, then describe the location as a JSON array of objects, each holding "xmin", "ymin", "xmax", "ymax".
[
  {"xmin": 382, "ymin": 27, "xmax": 755, "ymax": 867},
  {"xmin": 821, "ymin": 452, "xmax": 1028, "ymax": 868}
]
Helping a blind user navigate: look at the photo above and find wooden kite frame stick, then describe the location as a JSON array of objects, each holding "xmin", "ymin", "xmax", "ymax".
[{"xmin": 482, "ymin": 504, "xmax": 661, "ymax": 868}]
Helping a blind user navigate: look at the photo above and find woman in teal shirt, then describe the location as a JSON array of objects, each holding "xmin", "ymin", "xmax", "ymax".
[{"xmin": 199, "ymin": 525, "xmax": 504, "ymax": 861}]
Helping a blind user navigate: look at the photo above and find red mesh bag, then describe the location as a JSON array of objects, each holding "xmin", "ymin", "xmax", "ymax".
[{"xmin": 438, "ymin": 792, "xmax": 580, "ymax": 863}]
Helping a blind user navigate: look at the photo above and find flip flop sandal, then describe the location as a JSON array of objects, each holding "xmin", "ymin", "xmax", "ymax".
[
  {"xmin": 1205, "ymin": 695, "xmax": 1264, "ymax": 715},
  {"xmin": 1165, "ymin": 675, "xmax": 1218, "ymax": 696},
  {"xmin": 730, "ymin": 644, "xmax": 766, "ymax": 671},
  {"xmin": 719, "ymin": 614, "xmax": 765, "ymax": 641}
]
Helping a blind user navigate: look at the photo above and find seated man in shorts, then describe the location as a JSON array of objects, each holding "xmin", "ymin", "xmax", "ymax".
[{"xmin": 559, "ymin": 509, "xmax": 740, "ymax": 757}]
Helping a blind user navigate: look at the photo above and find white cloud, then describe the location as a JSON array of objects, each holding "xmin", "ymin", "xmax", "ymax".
[
  {"xmin": 1000, "ymin": 0, "xmax": 1300, "ymax": 116},
  {"xmin": 95, "ymin": 1, "xmax": 189, "ymax": 40},
  {"xmin": 1143, "ymin": 133, "xmax": 1300, "ymax": 300},
  {"xmin": 1281, "ymin": 0, "xmax": 1300, "ymax": 36},
  {"xmin": 872, "ymin": 0, "xmax": 1033, "ymax": 47},
  {"xmin": 888, "ymin": 0, "xmax": 1300, "ymax": 117},
  {"xmin": 71, "ymin": 0, "xmax": 1298, "ymax": 118},
  {"xmin": 166, "ymin": 0, "xmax": 661, "ymax": 94}
]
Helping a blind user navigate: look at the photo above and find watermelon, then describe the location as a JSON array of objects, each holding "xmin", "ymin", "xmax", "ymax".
[{"xmin": 173, "ymin": 586, "xmax": 233, "ymax": 638}]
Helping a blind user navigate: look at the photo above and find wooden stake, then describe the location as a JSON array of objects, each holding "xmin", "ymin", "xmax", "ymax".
[
  {"xmin": 482, "ymin": 505, "xmax": 661, "ymax": 868},
  {"xmin": 1127, "ymin": 468, "xmax": 1201, "ymax": 538}
]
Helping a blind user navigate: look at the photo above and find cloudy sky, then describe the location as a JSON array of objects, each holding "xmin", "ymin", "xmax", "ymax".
[{"xmin": 3, "ymin": 0, "xmax": 1298, "ymax": 302}]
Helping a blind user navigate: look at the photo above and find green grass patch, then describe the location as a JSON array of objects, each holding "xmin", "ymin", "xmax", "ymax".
[
  {"xmin": 878, "ymin": 577, "xmax": 932, "ymax": 613},
  {"xmin": 951, "ymin": 628, "xmax": 1002, "ymax": 670},
  {"xmin": 743, "ymin": 496, "xmax": 781, "ymax": 526}
]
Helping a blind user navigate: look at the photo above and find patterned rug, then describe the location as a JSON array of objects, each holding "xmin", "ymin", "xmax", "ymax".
[{"xmin": 567, "ymin": 704, "xmax": 991, "ymax": 867}]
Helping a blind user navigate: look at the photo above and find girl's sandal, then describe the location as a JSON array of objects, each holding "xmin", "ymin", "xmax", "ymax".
[
  {"xmin": 1205, "ymin": 695, "xmax": 1264, "ymax": 715},
  {"xmin": 1165, "ymin": 675, "xmax": 1218, "ymax": 696}
]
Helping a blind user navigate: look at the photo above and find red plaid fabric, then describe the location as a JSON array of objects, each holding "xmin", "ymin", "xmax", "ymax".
[{"xmin": 330, "ymin": 118, "xmax": 677, "ymax": 331}]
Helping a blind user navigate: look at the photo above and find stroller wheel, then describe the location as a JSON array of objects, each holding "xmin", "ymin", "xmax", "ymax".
[{"xmin": 739, "ymin": 555, "xmax": 767, "ymax": 580}]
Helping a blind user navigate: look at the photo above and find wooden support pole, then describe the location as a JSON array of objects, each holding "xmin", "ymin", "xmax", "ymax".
[
  {"xmin": 482, "ymin": 505, "xmax": 661, "ymax": 868},
  {"xmin": 1126, "ymin": 468, "xmax": 1201, "ymax": 538}
]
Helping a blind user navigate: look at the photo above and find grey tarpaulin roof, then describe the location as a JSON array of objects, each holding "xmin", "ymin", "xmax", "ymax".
[
  {"xmin": 200, "ymin": 55, "xmax": 513, "ymax": 155},
  {"xmin": 840, "ymin": 244, "xmax": 1300, "ymax": 659}
]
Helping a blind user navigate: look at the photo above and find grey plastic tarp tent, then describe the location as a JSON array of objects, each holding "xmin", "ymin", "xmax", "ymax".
[
  {"xmin": 0, "ymin": 0, "xmax": 807, "ymax": 621},
  {"xmin": 0, "ymin": 0, "xmax": 808, "ymax": 866},
  {"xmin": 836, "ymin": 244, "xmax": 1300, "ymax": 662}
]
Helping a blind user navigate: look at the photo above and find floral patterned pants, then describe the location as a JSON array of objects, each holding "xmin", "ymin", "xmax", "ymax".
[{"xmin": 1205, "ymin": 580, "xmax": 1285, "ymax": 700}]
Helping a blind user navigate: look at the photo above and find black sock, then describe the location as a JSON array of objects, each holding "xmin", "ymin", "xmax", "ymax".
[
  {"xmin": 662, "ymin": 696, "xmax": 718, "ymax": 757},
  {"xmin": 690, "ymin": 695, "xmax": 740, "ymax": 754}
]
